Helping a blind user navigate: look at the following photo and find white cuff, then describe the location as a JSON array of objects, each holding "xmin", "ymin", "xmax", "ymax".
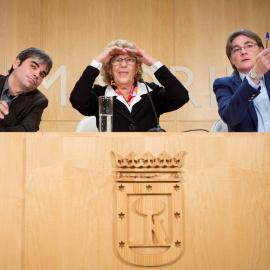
[
  {"xmin": 151, "ymin": 61, "xmax": 163, "ymax": 72},
  {"xmin": 91, "ymin": 59, "xmax": 102, "ymax": 70},
  {"xmin": 246, "ymin": 75, "xmax": 261, "ymax": 90}
]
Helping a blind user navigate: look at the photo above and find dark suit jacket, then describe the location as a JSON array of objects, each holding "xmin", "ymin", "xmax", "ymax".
[
  {"xmin": 0, "ymin": 75, "xmax": 48, "ymax": 132},
  {"xmin": 70, "ymin": 65, "xmax": 189, "ymax": 132},
  {"xmin": 213, "ymin": 71, "xmax": 270, "ymax": 132}
]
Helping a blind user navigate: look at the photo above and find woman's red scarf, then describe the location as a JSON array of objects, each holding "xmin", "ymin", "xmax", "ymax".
[{"xmin": 111, "ymin": 80, "xmax": 138, "ymax": 106}]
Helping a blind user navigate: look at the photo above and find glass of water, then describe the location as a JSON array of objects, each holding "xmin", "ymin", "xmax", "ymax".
[{"xmin": 98, "ymin": 96, "xmax": 113, "ymax": 132}]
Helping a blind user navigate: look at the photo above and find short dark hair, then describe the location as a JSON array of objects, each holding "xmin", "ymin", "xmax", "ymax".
[
  {"xmin": 226, "ymin": 29, "xmax": 264, "ymax": 74},
  {"xmin": 8, "ymin": 47, "xmax": 53, "ymax": 75}
]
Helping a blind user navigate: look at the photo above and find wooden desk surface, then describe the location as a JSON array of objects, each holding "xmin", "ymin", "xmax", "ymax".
[{"xmin": 1, "ymin": 133, "xmax": 269, "ymax": 269}]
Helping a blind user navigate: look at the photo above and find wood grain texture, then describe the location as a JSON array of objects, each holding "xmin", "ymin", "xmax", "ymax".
[
  {"xmin": 0, "ymin": 134, "xmax": 25, "ymax": 269},
  {"xmin": 39, "ymin": 120, "xmax": 80, "ymax": 132},
  {"xmin": 1, "ymin": 133, "xmax": 269, "ymax": 269},
  {"xmin": 0, "ymin": 0, "xmax": 270, "ymax": 131},
  {"xmin": 174, "ymin": 0, "xmax": 270, "ymax": 130},
  {"xmin": 40, "ymin": 0, "xmax": 174, "ymax": 123}
]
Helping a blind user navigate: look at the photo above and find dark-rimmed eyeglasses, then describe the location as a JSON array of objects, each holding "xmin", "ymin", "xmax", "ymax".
[
  {"xmin": 111, "ymin": 57, "xmax": 136, "ymax": 65},
  {"xmin": 231, "ymin": 42, "xmax": 258, "ymax": 56}
]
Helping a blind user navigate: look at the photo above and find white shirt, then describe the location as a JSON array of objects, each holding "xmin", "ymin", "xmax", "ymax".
[
  {"xmin": 90, "ymin": 59, "xmax": 163, "ymax": 112},
  {"xmin": 240, "ymin": 73, "xmax": 270, "ymax": 132}
]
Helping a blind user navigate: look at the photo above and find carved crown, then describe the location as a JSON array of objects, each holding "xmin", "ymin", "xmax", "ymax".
[
  {"xmin": 113, "ymin": 151, "xmax": 185, "ymax": 182},
  {"xmin": 114, "ymin": 151, "xmax": 184, "ymax": 168}
]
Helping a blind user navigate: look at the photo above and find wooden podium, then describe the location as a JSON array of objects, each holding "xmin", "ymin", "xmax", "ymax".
[{"xmin": 1, "ymin": 133, "xmax": 270, "ymax": 269}]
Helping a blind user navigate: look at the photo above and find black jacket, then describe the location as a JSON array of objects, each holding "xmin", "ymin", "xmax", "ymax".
[
  {"xmin": 0, "ymin": 75, "xmax": 48, "ymax": 132},
  {"xmin": 70, "ymin": 65, "xmax": 189, "ymax": 132}
]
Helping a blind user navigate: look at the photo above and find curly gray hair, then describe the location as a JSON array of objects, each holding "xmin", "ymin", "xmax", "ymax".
[{"xmin": 100, "ymin": 39, "xmax": 143, "ymax": 85}]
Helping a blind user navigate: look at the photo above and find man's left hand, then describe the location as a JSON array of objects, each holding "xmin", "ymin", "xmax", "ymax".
[{"xmin": 0, "ymin": 100, "xmax": 9, "ymax": 119}]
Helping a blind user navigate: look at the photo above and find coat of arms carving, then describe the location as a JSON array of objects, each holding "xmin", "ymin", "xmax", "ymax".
[{"xmin": 113, "ymin": 151, "xmax": 185, "ymax": 266}]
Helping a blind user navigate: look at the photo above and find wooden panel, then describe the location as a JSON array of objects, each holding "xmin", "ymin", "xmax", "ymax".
[
  {"xmin": 174, "ymin": 0, "xmax": 270, "ymax": 128},
  {"xmin": 0, "ymin": 0, "xmax": 16, "ymax": 75},
  {"xmin": 0, "ymin": 0, "xmax": 42, "ymax": 74},
  {"xmin": 39, "ymin": 120, "xmax": 79, "ymax": 132},
  {"xmin": 41, "ymin": 0, "xmax": 174, "ymax": 123},
  {"xmin": 0, "ymin": 134, "xmax": 24, "ymax": 269},
  {"xmin": 1, "ymin": 0, "xmax": 270, "ymax": 131},
  {"xmin": 159, "ymin": 120, "xmax": 177, "ymax": 132},
  {"xmin": 24, "ymin": 135, "xmax": 114, "ymax": 269},
  {"xmin": 15, "ymin": 0, "xmax": 42, "ymax": 49},
  {"xmin": 16, "ymin": 133, "xmax": 270, "ymax": 269},
  {"xmin": 177, "ymin": 120, "xmax": 215, "ymax": 132}
]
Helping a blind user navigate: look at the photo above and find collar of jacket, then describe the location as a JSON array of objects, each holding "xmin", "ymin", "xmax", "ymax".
[{"xmin": 104, "ymin": 81, "xmax": 153, "ymax": 112}]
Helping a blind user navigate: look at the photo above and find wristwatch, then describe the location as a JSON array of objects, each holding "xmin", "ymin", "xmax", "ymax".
[{"xmin": 249, "ymin": 69, "xmax": 262, "ymax": 80}]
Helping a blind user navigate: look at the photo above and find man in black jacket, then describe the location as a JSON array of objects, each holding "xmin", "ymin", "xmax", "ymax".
[{"xmin": 0, "ymin": 47, "xmax": 52, "ymax": 132}]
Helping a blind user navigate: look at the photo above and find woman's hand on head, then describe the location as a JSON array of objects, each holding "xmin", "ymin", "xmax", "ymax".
[
  {"xmin": 125, "ymin": 44, "xmax": 158, "ymax": 66},
  {"xmin": 95, "ymin": 46, "xmax": 127, "ymax": 64}
]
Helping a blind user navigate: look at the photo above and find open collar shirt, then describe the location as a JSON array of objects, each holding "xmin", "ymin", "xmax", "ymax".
[
  {"xmin": 91, "ymin": 59, "xmax": 163, "ymax": 113},
  {"xmin": 239, "ymin": 72, "xmax": 270, "ymax": 132},
  {"xmin": 0, "ymin": 76, "xmax": 24, "ymax": 107}
]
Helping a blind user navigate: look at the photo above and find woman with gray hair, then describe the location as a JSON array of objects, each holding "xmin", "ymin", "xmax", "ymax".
[{"xmin": 70, "ymin": 40, "xmax": 189, "ymax": 132}]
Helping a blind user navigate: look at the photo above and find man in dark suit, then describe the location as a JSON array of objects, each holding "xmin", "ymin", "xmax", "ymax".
[
  {"xmin": 214, "ymin": 29, "xmax": 270, "ymax": 132},
  {"xmin": 0, "ymin": 47, "xmax": 52, "ymax": 132}
]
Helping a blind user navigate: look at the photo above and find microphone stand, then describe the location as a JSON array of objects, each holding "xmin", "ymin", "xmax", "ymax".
[{"xmin": 139, "ymin": 78, "xmax": 166, "ymax": 132}]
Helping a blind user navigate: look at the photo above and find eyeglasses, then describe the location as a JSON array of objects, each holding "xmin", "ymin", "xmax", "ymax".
[
  {"xmin": 111, "ymin": 57, "xmax": 136, "ymax": 65},
  {"xmin": 231, "ymin": 42, "xmax": 258, "ymax": 55}
]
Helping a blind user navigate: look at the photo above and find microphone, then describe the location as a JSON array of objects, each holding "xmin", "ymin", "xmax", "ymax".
[{"xmin": 139, "ymin": 78, "xmax": 166, "ymax": 132}]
